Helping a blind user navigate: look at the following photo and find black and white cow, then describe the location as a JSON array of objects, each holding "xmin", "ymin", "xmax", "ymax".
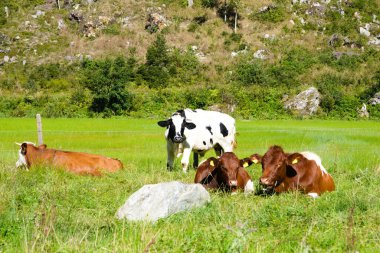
[{"xmin": 158, "ymin": 109, "xmax": 236, "ymax": 173}]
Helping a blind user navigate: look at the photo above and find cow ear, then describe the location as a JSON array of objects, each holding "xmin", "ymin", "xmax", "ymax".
[
  {"xmin": 21, "ymin": 143, "xmax": 27, "ymax": 155},
  {"xmin": 185, "ymin": 122, "xmax": 196, "ymax": 129},
  {"xmin": 285, "ymin": 153, "xmax": 302, "ymax": 177},
  {"xmin": 287, "ymin": 153, "xmax": 303, "ymax": 166},
  {"xmin": 250, "ymin": 154, "xmax": 262, "ymax": 164},
  {"xmin": 38, "ymin": 144, "xmax": 47, "ymax": 149},
  {"xmin": 157, "ymin": 120, "xmax": 170, "ymax": 127},
  {"xmin": 286, "ymin": 165, "xmax": 298, "ymax": 178},
  {"xmin": 240, "ymin": 158, "xmax": 253, "ymax": 168}
]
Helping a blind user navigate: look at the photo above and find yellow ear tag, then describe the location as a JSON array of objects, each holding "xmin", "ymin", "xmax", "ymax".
[
  {"xmin": 252, "ymin": 159, "xmax": 258, "ymax": 164},
  {"xmin": 210, "ymin": 160, "xmax": 214, "ymax": 167},
  {"xmin": 292, "ymin": 158, "xmax": 298, "ymax": 164},
  {"xmin": 243, "ymin": 162, "xmax": 249, "ymax": 168}
]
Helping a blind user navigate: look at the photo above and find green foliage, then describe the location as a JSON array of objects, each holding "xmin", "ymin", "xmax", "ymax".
[
  {"xmin": 270, "ymin": 47, "xmax": 316, "ymax": 87},
  {"xmin": 201, "ymin": 0, "xmax": 219, "ymax": 8},
  {"xmin": 102, "ymin": 24, "xmax": 121, "ymax": 35},
  {"xmin": 216, "ymin": 0, "xmax": 241, "ymax": 29},
  {"xmin": 0, "ymin": 0, "xmax": 45, "ymax": 25},
  {"xmin": 146, "ymin": 34, "xmax": 169, "ymax": 67},
  {"xmin": 188, "ymin": 22, "xmax": 200, "ymax": 32},
  {"xmin": 317, "ymin": 74, "xmax": 344, "ymax": 113},
  {"xmin": 234, "ymin": 59, "xmax": 267, "ymax": 86},
  {"xmin": 81, "ymin": 56, "xmax": 135, "ymax": 116},
  {"xmin": 137, "ymin": 34, "xmax": 171, "ymax": 88},
  {"xmin": 169, "ymin": 48, "xmax": 202, "ymax": 85},
  {"xmin": 250, "ymin": 5, "xmax": 286, "ymax": 23}
]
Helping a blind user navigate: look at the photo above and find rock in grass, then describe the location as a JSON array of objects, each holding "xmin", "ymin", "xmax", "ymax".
[
  {"xmin": 116, "ymin": 181, "xmax": 210, "ymax": 222},
  {"xmin": 284, "ymin": 87, "xmax": 320, "ymax": 116}
]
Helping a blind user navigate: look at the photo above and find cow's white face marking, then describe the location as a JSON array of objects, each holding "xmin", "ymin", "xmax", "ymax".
[
  {"xmin": 171, "ymin": 114, "xmax": 185, "ymax": 142},
  {"xmin": 244, "ymin": 179, "xmax": 254, "ymax": 193},
  {"xmin": 16, "ymin": 147, "xmax": 27, "ymax": 168}
]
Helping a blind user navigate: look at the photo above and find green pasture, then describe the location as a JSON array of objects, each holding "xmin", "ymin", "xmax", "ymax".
[{"xmin": 0, "ymin": 118, "xmax": 379, "ymax": 252}]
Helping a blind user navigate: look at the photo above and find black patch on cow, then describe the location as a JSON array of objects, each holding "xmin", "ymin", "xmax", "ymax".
[
  {"xmin": 206, "ymin": 126, "xmax": 213, "ymax": 135},
  {"xmin": 192, "ymin": 109, "xmax": 197, "ymax": 113},
  {"xmin": 185, "ymin": 122, "xmax": 196, "ymax": 129},
  {"xmin": 193, "ymin": 152, "xmax": 199, "ymax": 168},
  {"xmin": 219, "ymin": 123, "xmax": 228, "ymax": 137},
  {"xmin": 175, "ymin": 109, "xmax": 186, "ymax": 118},
  {"xmin": 168, "ymin": 121, "xmax": 176, "ymax": 141},
  {"xmin": 157, "ymin": 120, "xmax": 170, "ymax": 127},
  {"xmin": 214, "ymin": 144, "xmax": 223, "ymax": 156},
  {"xmin": 203, "ymin": 141, "xmax": 206, "ymax": 145},
  {"xmin": 210, "ymin": 138, "xmax": 213, "ymax": 144}
]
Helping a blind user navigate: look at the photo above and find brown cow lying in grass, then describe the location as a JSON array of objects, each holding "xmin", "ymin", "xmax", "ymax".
[
  {"xmin": 16, "ymin": 142, "xmax": 123, "ymax": 176},
  {"xmin": 251, "ymin": 145, "xmax": 335, "ymax": 198},
  {"xmin": 194, "ymin": 152, "xmax": 254, "ymax": 193}
]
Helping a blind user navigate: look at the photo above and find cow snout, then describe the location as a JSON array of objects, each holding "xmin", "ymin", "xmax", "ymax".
[
  {"xmin": 260, "ymin": 177, "xmax": 270, "ymax": 186},
  {"xmin": 173, "ymin": 136, "xmax": 184, "ymax": 143},
  {"xmin": 229, "ymin": 180, "xmax": 237, "ymax": 187}
]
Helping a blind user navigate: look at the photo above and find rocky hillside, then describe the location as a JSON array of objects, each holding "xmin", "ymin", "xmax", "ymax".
[{"xmin": 0, "ymin": 0, "xmax": 379, "ymax": 119}]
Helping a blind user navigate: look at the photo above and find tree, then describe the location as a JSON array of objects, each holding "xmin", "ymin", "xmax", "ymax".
[
  {"xmin": 217, "ymin": 0, "xmax": 241, "ymax": 32},
  {"xmin": 138, "ymin": 33, "xmax": 171, "ymax": 88},
  {"xmin": 81, "ymin": 56, "xmax": 135, "ymax": 116}
]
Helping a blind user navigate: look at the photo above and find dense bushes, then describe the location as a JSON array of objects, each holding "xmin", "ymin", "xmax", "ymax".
[
  {"xmin": 0, "ymin": 26, "xmax": 379, "ymax": 119},
  {"xmin": 81, "ymin": 56, "xmax": 135, "ymax": 116}
]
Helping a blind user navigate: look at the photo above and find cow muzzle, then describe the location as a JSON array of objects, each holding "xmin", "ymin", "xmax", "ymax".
[
  {"xmin": 259, "ymin": 177, "xmax": 281, "ymax": 193},
  {"xmin": 173, "ymin": 136, "xmax": 185, "ymax": 143}
]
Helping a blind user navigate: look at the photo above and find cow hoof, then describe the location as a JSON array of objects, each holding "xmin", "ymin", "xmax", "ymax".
[{"xmin": 308, "ymin": 192, "xmax": 319, "ymax": 198}]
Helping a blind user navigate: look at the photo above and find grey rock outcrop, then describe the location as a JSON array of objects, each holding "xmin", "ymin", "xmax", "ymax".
[
  {"xmin": 116, "ymin": 181, "xmax": 210, "ymax": 222},
  {"xmin": 145, "ymin": 9, "xmax": 169, "ymax": 33},
  {"xmin": 369, "ymin": 92, "xmax": 380, "ymax": 105},
  {"xmin": 284, "ymin": 87, "xmax": 320, "ymax": 116}
]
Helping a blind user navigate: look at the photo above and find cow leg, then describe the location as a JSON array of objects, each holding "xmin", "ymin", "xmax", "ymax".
[
  {"xmin": 193, "ymin": 152, "xmax": 199, "ymax": 169},
  {"xmin": 181, "ymin": 147, "xmax": 192, "ymax": 173},
  {"xmin": 214, "ymin": 144, "xmax": 224, "ymax": 157},
  {"xmin": 166, "ymin": 142, "xmax": 177, "ymax": 171}
]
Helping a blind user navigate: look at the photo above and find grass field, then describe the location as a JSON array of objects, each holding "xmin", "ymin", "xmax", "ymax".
[{"xmin": 0, "ymin": 118, "xmax": 379, "ymax": 252}]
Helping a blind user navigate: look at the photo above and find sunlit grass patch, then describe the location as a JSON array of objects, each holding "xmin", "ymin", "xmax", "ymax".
[{"xmin": 0, "ymin": 118, "xmax": 379, "ymax": 252}]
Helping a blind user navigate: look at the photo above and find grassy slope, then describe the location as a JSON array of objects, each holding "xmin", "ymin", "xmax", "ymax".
[{"xmin": 0, "ymin": 118, "xmax": 379, "ymax": 252}]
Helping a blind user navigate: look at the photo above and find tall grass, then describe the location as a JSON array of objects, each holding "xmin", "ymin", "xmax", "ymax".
[{"xmin": 0, "ymin": 119, "xmax": 379, "ymax": 252}]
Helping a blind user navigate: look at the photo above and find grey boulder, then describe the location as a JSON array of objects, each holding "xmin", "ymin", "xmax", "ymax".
[{"xmin": 116, "ymin": 181, "xmax": 210, "ymax": 222}]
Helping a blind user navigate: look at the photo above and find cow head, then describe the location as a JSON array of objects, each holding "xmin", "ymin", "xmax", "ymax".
[
  {"xmin": 215, "ymin": 152, "xmax": 247, "ymax": 190},
  {"xmin": 253, "ymin": 146, "xmax": 299, "ymax": 193},
  {"xmin": 157, "ymin": 110, "xmax": 196, "ymax": 143},
  {"xmin": 15, "ymin": 142, "xmax": 46, "ymax": 169}
]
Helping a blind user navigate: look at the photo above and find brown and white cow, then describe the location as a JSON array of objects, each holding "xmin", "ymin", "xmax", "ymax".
[
  {"xmin": 251, "ymin": 145, "xmax": 335, "ymax": 197},
  {"xmin": 16, "ymin": 142, "xmax": 123, "ymax": 176},
  {"xmin": 194, "ymin": 152, "xmax": 254, "ymax": 193}
]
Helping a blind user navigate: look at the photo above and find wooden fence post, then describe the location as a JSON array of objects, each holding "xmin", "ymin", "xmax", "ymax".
[{"xmin": 36, "ymin": 114, "xmax": 43, "ymax": 145}]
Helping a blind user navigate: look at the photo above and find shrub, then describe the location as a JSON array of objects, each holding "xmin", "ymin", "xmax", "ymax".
[
  {"xmin": 234, "ymin": 59, "xmax": 268, "ymax": 86},
  {"xmin": 316, "ymin": 74, "xmax": 345, "ymax": 113},
  {"xmin": 269, "ymin": 47, "xmax": 316, "ymax": 87},
  {"xmin": 201, "ymin": 0, "xmax": 219, "ymax": 8},
  {"xmin": 250, "ymin": 5, "xmax": 286, "ymax": 23},
  {"xmin": 169, "ymin": 48, "xmax": 201, "ymax": 85},
  {"xmin": 81, "ymin": 56, "xmax": 136, "ymax": 116}
]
